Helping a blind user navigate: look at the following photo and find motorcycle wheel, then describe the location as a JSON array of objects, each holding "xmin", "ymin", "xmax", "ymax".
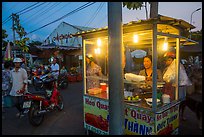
[
  {"xmin": 57, "ymin": 95, "xmax": 64, "ymax": 111},
  {"xmin": 28, "ymin": 102, "xmax": 44, "ymax": 126},
  {"xmin": 59, "ymin": 81, "xmax": 68, "ymax": 89}
]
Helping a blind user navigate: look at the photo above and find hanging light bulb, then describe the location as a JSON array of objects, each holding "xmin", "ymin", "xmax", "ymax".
[
  {"xmin": 133, "ymin": 34, "xmax": 138, "ymax": 43},
  {"xmin": 94, "ymin": 48, "xmax": 101, "ymax": 54},
  {"xmin": 97, "ymin": 38, "xmax": 102, "ymax": 47},
  {"xmin": 162, "ymin": 37, "xmax": 168, "ymax": 51}
]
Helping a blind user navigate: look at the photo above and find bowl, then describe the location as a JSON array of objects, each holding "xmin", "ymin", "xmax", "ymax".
[{"xmin": 145, "ymin": 98, "xmax": 160, "ymax": 106}]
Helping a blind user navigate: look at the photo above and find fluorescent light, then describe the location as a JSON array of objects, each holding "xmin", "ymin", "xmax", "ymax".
[
  {"xmin": 162, "ymin": 37, "xmax": 168, "ymax": 51},
  {"xmin": 94, "ymin": 48, "xmax": 101, "ymax": 54},
  {"xmin": 133, "ymin": 34, "xmax": 138, "ymax": 43},
  {"xmin": 97, "ymin": 38, "xmax": 102, "ymax": 47}
]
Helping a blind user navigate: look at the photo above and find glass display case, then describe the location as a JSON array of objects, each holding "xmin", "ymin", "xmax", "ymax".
[{"xmin": 74, "ymin": 15, "xmax": 197, "ymax": 135}]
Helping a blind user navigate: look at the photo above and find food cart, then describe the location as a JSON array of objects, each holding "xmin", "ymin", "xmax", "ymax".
[{"xmin": 74, "ymin": 15, "xmax": 197, "ymax": 135}]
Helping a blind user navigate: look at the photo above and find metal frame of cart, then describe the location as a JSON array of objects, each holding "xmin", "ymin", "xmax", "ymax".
[{"xmin": 73, "ymin": 15, "xmax": 198, "ymax": 135}]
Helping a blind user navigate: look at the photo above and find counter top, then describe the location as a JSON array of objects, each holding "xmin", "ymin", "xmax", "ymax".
[{"xmin": 85, "ymin": 91, "xmax": 181, "ymax": 112}]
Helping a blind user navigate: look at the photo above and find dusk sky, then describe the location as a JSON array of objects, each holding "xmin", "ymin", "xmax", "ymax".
[{"xmin": 2, "ymin": 2, "xmax": 202, "ymax": 42}]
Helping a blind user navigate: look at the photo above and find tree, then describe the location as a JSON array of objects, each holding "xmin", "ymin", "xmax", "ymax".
[
  {"xmin": 123, "ymin": 2, "xmax": 147, "ymax": 19},
  {"xmin": 123, "ymin": 2, "xmax": 159, "ymax": 19},
  {"xmin": 191, "ymin": 29, "xmax": 202, "ymax": 41},
  {"xmin": 13, "ymin": 13, "xmax": 30, "ymax": 67},
  {"xmin": 2, "ymin": 29, "xmax": 8, "ymax": 50},
  {"xmin": 2, "ymin": 29, "xmax": 8, "ymax": 40},
  {"xmin": 13, "ymin": 13, "xmax": 30, "ymax": 52},
  {"xmin": 123, "ymin": 2, "xmax": 143, "ymax": 10}
]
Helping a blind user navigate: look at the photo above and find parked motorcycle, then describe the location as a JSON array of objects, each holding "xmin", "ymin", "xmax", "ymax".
[
  {"xmin": 33, "ymin": 73, "xmax": 68, "ymax": 90},
  {"xmin": 22, "ymin": 73, "xmax": 64, "ymax": 126},
  {"xmin": 58, "ymin": 73, "xmax": 69, "ymax": 89}
]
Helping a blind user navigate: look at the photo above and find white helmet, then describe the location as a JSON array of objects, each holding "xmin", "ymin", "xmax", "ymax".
[{"xmin": 13, "ymin": 58, "xmax": 22, "ymax": 63}]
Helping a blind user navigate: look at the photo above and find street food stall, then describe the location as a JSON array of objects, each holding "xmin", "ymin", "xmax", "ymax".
[{"xmin": 73, "ymin": 15, "xmax": 197, "ymax": 135}]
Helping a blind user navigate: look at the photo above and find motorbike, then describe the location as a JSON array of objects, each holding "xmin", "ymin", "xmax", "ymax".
[
  {"xmin": 33, "ymin": 72, "xmax": 68, "ymax": 90},
  {"xmin": 22, "ymin": 73, "xmax": 64, "ymax": 126},
  {"xmin": 58, "ymin": 73, "xmax": 69, "ymax": 89}
]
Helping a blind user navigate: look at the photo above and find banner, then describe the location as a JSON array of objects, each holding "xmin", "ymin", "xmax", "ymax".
[
  {"xmin": 84, "ymin": 95, "xmax": 109, "ymax": 135},
  {"xmin": 124, "ymin": 105, "xmax": 154, "ymax": 135},
  {"xmin": 156, "ymin": 104, "xmax": 179, "ymax": 135}
]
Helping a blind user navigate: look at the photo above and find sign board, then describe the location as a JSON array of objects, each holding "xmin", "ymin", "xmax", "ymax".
[{"xmin": 84, "ymin": 95, "xmax": 109, "ymax": 135}]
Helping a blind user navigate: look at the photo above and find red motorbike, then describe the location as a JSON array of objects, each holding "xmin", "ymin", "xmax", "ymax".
[{"xmin": 22, "ymin": 73, "xmax": 64, "ymax": 126}]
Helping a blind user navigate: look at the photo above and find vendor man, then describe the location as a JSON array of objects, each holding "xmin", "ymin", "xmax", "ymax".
[{"xmin": 51, "ymin": 58, "xmax": 60, "ymax": 79}]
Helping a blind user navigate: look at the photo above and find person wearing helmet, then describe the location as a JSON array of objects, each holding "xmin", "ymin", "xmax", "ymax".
[
  {"xmin": 162, "ymin": 51, "xmax": 192, "ymax": 121},
  {"xmin": 163, "ymin": 52, "xmax": 176, "ymax": 75},
  {"xmin": 9, "ymin": 58, "xmax": 28, "ymax": 118}
]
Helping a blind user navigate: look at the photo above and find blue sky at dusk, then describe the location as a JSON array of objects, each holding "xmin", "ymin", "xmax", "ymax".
[{"xmin": 2, "ymin": 2, "xmax": 202, "ymax": 42}]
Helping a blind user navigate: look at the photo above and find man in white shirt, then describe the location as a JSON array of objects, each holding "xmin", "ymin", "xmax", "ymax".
[
  {"xmin": 10, "ymin": 58, "xmax": 28, "ymax": 118},
  {"xmin": 51, "ymin": 58, "xmax": 60, "ymax": 79}
]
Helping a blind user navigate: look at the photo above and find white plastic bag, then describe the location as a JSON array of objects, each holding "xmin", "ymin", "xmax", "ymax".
[
  {"xmin": 163, "ymin": 59, "xmax": 192, "ymax": 86},
  {"xmin": 125, "ymin": 73, "xmax": 145, "ymax": 82}
]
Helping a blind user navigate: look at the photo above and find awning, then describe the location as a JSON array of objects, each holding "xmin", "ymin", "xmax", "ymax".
[
  {"xmin": 73, "ymin": 14, "xmax": 198, "ymax": 48},
  {"xmin": 28, "ymin": 43, "xmax": 82, "ymax": 58},
  {"xmin": 180, "ymin": 40, "xmax": 202, "ymax": 53}
]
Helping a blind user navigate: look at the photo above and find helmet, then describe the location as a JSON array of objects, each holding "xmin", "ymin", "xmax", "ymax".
[
  {"xmin": 13, "ymin": 58, "xmax": 22, "ymax": 63},
  {"xmin": 163, "ymin": 52, "xmax": 175, "ymax": 59}
]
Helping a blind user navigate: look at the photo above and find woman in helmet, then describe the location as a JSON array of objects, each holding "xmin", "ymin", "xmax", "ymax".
[
  {"xmin": 162, "ymin": 51, "xmax": 192, "ymax": 121},
  {"xmin": 9, "ymin": 58, "xmax": 28, "ymax": 118},
  {"xmin": 162, "ymin": 52, "xmax": 176, "ymax": 75}
]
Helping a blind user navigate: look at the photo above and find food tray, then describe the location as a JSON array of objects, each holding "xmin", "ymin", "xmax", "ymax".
[{"xmin": 88, "ymin": 88, "xmax": 102, "ymax": 95}]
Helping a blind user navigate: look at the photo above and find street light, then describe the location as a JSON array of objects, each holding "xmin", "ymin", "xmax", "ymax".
[{"xmin": 190, "ymin": 8, "xmax": 201, "ymax": 38}]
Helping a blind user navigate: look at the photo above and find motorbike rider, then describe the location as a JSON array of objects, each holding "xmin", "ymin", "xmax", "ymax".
[
  {"xmin": 9, "ymin": 58, "xmax": 28, "ymax": 118},
  {"xmin": 50, "ymin": 58, "xmax": 60, "ymax": 80}
]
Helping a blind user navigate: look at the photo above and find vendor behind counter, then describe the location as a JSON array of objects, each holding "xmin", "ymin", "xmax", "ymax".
[{"xmin": 139, "ymin": 55, "xmax": 163, "ymax": 83}]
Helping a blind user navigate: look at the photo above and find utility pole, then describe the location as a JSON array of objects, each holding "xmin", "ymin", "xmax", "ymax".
[
  {"xmin": 150, "ymin": 2, "xmax": 158, "ymax": 112},
  {"xmin": 12, "ymin": 13, "xmax": 16, "ymax": 58},
  {"xmin": 108, "ymin": 2, "xmax": 124, "ymax": 135}
]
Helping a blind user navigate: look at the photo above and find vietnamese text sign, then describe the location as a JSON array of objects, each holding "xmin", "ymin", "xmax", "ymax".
[
  {"xmin": 84, "ymin": 95, "xmax": 109, "ymax": 134},
  {"xmin": 156, "ymin": 104, "xmax": 179, "ymax": 135}
]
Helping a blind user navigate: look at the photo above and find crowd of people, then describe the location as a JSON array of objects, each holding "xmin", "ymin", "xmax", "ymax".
[
  {"xmin": 1, "ymin": 57, "xmax": 69, "ymax": 119},
  {"xmin": 2, "ymin": 52, "xmax": 202, "ymax": 126}
]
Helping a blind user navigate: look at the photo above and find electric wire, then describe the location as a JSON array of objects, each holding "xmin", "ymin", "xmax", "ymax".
[
  {"xmin": 84, "ymin": 2, "xmax": 104, "ymax": 27},
  {"xmin": 92, "ymin": 13, "xmax": 107, "ymax": 28},
  {"xmin": 26, "ymin": 2, "xmax": 95, "ymax": 35},
  {"xmin": 2, "ymin": 15, "xmax": 12, "ymax": 24},
  {"xmin": 15, "ymin": 2, "xmax": 40, "ymax": 14},
  {"xmin": 30, "ymin": 2, "xmax": 70, "ymax": 28},
  {"xmin": 31, "ymin": 2, "xmax": 61, "ymax": 23},
  {"xmin": 21, "ymin": 2, "xmax": 55, "ymax": 24},
  {"xmin": 2, "ymin": 2, "xmax": 37, "ymax": 24},
  {"xmin": 18, "ymin": 2, "xmax": 46, "ymax": 15}
]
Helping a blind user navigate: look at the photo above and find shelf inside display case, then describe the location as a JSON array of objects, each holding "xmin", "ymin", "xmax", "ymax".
[
  {"xmin": 86, "ymin": 75, "xmax": 108, "ymax": 81},
  {"xmin": 86, "ymin": 76, "xmax": 165, "ymax": 87}
]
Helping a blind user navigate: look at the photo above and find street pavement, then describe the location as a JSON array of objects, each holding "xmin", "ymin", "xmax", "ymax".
[
  {"xmin": 2, "ymin": 82, "xmax": 202, "ymax": 135},
  {"xmin": 2, "ymin": 82, "xmax": 85, "ymax": 135}
]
